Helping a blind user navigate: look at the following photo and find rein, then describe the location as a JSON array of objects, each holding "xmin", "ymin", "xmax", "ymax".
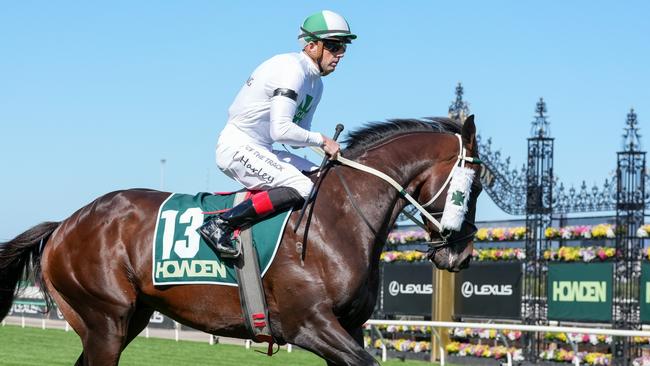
[{"xmin": 311, "ymin": 133, "xmax": 481, "ymax": 249}]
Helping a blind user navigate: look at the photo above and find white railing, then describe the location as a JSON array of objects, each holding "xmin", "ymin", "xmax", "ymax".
[{"xmin": 365, "ymin": 319, "xmax": 650, "ymax": 366}]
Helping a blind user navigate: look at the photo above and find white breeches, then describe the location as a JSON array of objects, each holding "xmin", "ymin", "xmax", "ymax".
[{"xmin": 216, "ymin": 141, "xmax": 317, "ymax": 199}]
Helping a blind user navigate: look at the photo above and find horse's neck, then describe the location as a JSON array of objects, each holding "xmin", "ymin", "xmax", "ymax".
[{"xmin": 328, "ymin": 135, "xmax": 447, "ymax": 266}]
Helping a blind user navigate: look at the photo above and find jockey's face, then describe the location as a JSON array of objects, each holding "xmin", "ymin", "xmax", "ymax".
[{"xmin": 304, "ymin": 39, "xmax": 346, "ymax": 76}]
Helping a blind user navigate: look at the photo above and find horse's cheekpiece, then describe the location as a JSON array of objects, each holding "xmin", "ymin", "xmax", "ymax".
[{"xmin": 151, "ymin": 192, "xmax": 292, "ymax": 286}]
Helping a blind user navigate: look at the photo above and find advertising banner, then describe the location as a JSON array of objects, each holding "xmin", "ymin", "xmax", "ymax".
[
  {"xmin": 8, "ymin": 286, "xmax": 179, "ymax": 328},
  {"xmin": 640, "ymin": 263, "xmax": 650, "ymax": 323},
  {"xmin": 381, "ymin": 262, "xmax": 434, "ymax": 316},
  {"xmin": 454, "ymin": 262, "xmax": 522, "ymax": 319},
  {"xmin": 7, "ymin": 286, "xmax": 60, "ymax": 319},
  {"xmin": 547, "ymin": 263, "xmax": 612, "ymax": 322}
]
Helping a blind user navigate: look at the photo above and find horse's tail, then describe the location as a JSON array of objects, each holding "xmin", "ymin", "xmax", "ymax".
[{"xmin": 0, "ymin": 221, "xmax": 60, "ymax": 320}]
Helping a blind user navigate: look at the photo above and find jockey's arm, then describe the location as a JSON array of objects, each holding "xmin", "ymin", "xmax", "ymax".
[{"xmin": 269, "ymin": 90, "xmax": 323, "ymax": 147}]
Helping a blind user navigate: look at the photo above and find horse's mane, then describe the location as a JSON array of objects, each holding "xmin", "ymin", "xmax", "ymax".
[{"xmin": 342, "ymin": 117, "xmax": 462, "ymax": 158}]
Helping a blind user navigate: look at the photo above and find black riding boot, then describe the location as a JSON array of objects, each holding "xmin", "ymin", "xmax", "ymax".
[{"xmin": 197, "ymin": 187, "xmax": 304, "ymax": 258}]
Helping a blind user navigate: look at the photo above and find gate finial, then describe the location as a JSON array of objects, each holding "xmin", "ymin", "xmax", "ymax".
[
  {"xmin": 531, "ymin": 97, "xmax": 550, "ymax": 138},
  {"xmin": 622, "ymin": 107, "xmax": 641, "ymax": 152},
  {"xmin": 448, "ymin": 82, "xmax": 471, "ymax": 123}
]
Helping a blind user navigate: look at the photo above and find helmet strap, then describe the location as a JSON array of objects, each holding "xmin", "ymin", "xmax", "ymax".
[
  {"xmin": 315, "ymin": 41, "xmax": 324, "ymax": 74},
  {"xmin": 300, "ymin": 27, "xmax": 325, "ymax": 74}
]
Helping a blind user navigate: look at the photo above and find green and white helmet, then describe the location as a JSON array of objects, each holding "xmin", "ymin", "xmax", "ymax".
[{"xmin": 298, "ymin": 10, "xmax": 357, "ymax": 47}]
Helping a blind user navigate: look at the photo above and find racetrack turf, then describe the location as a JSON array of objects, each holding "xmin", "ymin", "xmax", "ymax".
[{"xmin": 0, "ymin": 325, "xmax": 452, "ymax": 365}]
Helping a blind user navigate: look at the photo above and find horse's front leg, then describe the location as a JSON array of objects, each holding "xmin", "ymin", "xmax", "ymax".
[
  {"xmin": 289, "ymin": 308, "xmax": 378, "ymax": 366},
  {"xmin": 324, "ymin": 326, "xmax": 368, "ymax": 366}
]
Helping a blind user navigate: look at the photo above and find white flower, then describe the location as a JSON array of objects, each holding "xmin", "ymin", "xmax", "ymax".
[{"xmin": 513, "ymin": 349, "xmax": 525, "ymax": 361}]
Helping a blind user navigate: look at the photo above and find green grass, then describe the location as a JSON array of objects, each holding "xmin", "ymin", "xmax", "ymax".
[{"xmin": 0, "ymin": 325, "xmax": 447, "ymax": 365}]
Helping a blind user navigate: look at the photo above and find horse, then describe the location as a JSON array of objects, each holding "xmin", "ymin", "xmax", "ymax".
[{"xmin": 0, "ymin": 116, "xmax": 482, "ymax": 366}]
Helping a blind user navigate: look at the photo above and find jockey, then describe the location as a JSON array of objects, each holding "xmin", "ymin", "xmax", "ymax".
[{"xmin": 197, "ymin": 10, "xmax": 356, "ymax": 257}]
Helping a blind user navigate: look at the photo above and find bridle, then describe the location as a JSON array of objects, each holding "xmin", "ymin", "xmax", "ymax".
[
  {"xmin": 312, "ymin": 133, "xmax": 481, "ymax": 250},
  {"xmin": 400, "ymin": 210, "xmax": 478, "ymax": 250}
]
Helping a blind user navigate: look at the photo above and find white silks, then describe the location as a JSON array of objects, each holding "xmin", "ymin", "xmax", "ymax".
[{"xmin": 440, "ymin": 166, "xmax": 476, "ymax": 231}]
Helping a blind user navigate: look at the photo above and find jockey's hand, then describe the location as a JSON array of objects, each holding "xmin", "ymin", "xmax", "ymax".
[{"xmin": 321, "ymin": 134, "xmax": 341, "ymax": 159}]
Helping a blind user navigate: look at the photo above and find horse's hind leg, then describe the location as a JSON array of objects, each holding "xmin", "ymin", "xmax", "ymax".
[
  {"xmin": 69, "ymin": 303, "xmax": 151, "ymax": 366},
  {"xmin": 123, "ymin": 303, "xmax": 154, "ymax": 347},
  {"xmin": 68, "ymin": 299, "xmax": 137, "ymax": 366},
  {"xmin": 44, "ymin": 263, "xmax": 138, "ymax": 365},
  {"xmin": 46, "ymin": 290, "xmax": 127, "ymax": 366}
]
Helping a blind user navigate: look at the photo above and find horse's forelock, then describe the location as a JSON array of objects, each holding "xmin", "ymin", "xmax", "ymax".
[{"xmin": 341, "ymin": 117, "xmax": 462, "ymax": 158}]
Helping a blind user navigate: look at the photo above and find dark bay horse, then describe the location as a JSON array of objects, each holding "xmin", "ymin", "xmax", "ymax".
[{"xmin": 0, "ymin": 116, "xmax": 482, "ymax": 365}]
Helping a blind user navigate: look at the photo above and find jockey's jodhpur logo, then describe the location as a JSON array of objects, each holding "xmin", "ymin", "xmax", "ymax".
[{"xmin": 293, "ymin": 94, "xmax": 314, "ymax": 123}]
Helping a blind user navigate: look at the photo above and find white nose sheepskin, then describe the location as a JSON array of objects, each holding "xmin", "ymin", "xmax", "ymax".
[{"xmin": 440, "ymin": 166, "xmax": 475, "ymax": 231}]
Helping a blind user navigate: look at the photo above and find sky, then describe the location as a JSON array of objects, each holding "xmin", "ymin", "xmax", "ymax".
[{"xmin": 1, "ymin": 1, "xmax": 649, "ymax": 240}]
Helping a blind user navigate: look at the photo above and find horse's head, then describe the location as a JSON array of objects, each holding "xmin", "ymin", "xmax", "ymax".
[{"xmin": 417, "ymin": 115, "xmax": 482, "ymax": 272}]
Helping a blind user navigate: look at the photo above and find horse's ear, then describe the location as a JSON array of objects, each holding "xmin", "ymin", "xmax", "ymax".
[{"xmin": 461, "ymin": 114, "xmax": 476, "ymax": 146}]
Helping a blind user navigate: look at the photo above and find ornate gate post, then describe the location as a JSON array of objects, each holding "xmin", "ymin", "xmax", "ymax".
[
  {"xmin": 523, "ymin": 98, "xmax": 554, "ymax": 361},
  {"xmin": 613, "ymin": 108, "xmax": 645, "ymax": 365}
]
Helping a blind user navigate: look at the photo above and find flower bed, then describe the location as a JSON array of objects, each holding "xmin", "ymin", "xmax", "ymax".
[
  {"xmin": 539, "ymin": 349, "xmax": 611, "ymax": 365},
  {"xmin": 637, "ymin": 224, "xmax": 650, "ymax": 238},
  {"xmin": 369, "ymin": 338, "xmax": 431, "ymax": 353},
  {"xmin": 633, "ymin": 356, "xmax": 650, "ymax": 366},
  {"xmin": 386, "ymin": 222, "xmax": 650, "ymax": 246},
  {"xmin": 387, "ymin": 230, "xmax": 428, "ymax": 245},
  {"xmin": 446, "ymin": 341, "xmax": 524, "ymax": 361},
  {"xmin": 544, "ymin": 332, "xmax": 611, "ymax": 345},
  {"xmin": 475, "ymin": 227, "xmax": 526, "ymax": 241},
  {"xmin": 472, "ymin": 248, "xmax": 525, "ymax": 261},
  {"xmin": 381, "ymin": 248, "xmax": 528, "ymax": 263},
  {"xmin": 643, "ymin": 248, "xmax": 650, "ymax": 261},
  {"xmin": 543, "ymin": 246, "xmax": 616, "ymax": 262},
  {"xmin": 449, "ymin": 327, "xmax": 522, "ymax": 341},
  {"xmin": 380, "ymin": 250, "xmax": 427, "ymax": 263},
  {"xmin": 387, "ymin": 226, "xmax": 527, "ymax": 244},
  {"xmin": 372, "ymin": 324, "xmax": 431, "ymax": 335},
  {"xmin": 633, "ymin": 336, "xmax": 650, "ymax": 344},
  {"xmin": 544, "ymin": 224, "xmax": 616, "ymax": 240}
]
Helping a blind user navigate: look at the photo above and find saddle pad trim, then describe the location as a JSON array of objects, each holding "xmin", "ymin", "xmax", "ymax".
[
  {"xmin": 150, "ymin": 193, "xmax": 291, "ymax": 286},
  {"xmin": 150, "ymin": 192, "xmax": 176, "ymax": 285},
  {"xmin": 260, "ymin": 208, "xmax": 292, "ymax": 277}
]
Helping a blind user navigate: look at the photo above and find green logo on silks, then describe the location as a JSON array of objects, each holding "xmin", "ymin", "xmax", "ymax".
[
  {"xmin": 451, "ymin": 191, "xmax": 466, "ymax": 206},
  {"xmin": 293, "ymin": 94, "xmax": 313, "ymax": 123}
]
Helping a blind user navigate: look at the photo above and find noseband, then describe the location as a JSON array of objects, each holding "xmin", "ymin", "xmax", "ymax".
[
  {"xmin": 312, "ymin": 133, "xmax": 481, "ymax": 251},
  {"xmin": 399, "ymin": 209, "xmax": 478, "ymax": 250}
]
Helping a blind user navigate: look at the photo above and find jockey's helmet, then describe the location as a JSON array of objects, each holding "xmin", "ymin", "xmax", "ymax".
[{"xmin": 298, "ymin": 10, "xmax": 357, "ymax": 47}]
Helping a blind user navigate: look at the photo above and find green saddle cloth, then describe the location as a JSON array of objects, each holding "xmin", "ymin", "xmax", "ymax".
[{"xmin": 152, "ymin": 192, "xmax": 291, "ymax": 286}]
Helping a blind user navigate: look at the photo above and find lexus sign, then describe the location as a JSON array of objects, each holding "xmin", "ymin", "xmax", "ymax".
[
  {"xmin": 460, "ymin": 282, "xmax": 513, "ymax": 298},
  {"xmin": 388, "ymin": 281, "xmax": 433, "ymax": 296},
  {"xmin": 454, "ymin": 262, "xmax": 522, "ymax": 319},
  {"xmin": 382, "ymin": 262, "xmax": 435, "ymax": 316}
]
